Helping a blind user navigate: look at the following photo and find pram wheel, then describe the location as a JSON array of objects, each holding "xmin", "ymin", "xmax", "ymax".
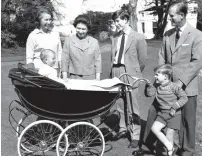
[
  {"xmin": 17, "ymin": 120, "xmax": 64, "ymax": 156},
  {"xmin": 56, "ymin": 122, "xmax": 105, "ymax": 156},
  {"xmin": 16, "ymin": 112, "xmax": 37, "ymax": 137}
]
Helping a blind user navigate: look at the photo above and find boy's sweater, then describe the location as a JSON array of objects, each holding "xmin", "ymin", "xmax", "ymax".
[{"xmin": 145, "ymin": 81, "xmax": 188, "ymax": 112}]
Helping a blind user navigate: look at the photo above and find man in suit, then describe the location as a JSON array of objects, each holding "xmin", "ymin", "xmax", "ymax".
[
  {"xmin": 133, "ymin": 2, "xmax": 202, "ymax": 156},
  {"xmin": 110, "ymin": 9, "xmax": 147, "ymax": 148}
]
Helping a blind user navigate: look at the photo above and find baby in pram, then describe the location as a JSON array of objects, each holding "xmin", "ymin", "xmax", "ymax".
[
  {"xmin": 38, "ymin": 49, "xmax": 67, "ymax": 83},
  {"xmin": 38, "ymin": 49, "xmax": 128, "ymax": 91}
]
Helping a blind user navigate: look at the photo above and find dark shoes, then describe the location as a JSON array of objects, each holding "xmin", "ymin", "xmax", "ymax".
[
  {"xmin": 113, "ymin": 131, "xmax": 139, "ymax": 149},
  {"xmin": 175, "ymin": 147, "xmax": 194, "ymax": 156},
  {"xmin": 132, "ymin": 148, "xmax": 146, "ymax": 156},
  {"xmin": 113, "ymin": 130, "xmax": 128, "ymax": 140},
  {"xmin": 128, "ymin": 139, "xmax": 139, "ymax": 148}
]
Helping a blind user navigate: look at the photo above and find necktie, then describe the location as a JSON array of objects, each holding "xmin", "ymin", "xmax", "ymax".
[
  {"xmin": 175, "ymin": 28, "xmax": 180, "ymax": 46},
  {"xmin": 117, "ymin": 33, "xmax": 125, "ymax": 64}
]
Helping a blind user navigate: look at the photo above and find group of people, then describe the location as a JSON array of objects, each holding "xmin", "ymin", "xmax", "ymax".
[{"xmin": 26, "ymin": 1, "xmax": 202, "ymax": 156}]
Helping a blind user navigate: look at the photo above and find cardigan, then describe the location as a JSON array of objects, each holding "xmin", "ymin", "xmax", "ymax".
[
  {"xmin": 61, "ymin": 35, "xmax": 102, "ymax": 75},
  {"xmin": 145, "ymin": 81, "xmax": 188, "ymax": 112}
]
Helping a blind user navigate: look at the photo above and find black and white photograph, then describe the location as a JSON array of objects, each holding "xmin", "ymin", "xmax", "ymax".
[{"xmin": 1, "ymin": 0, "xmax": 202, "ymax": 156}]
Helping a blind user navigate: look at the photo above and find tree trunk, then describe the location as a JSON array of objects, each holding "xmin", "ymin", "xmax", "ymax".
[
  {"xmin": 129, "ymin": 0, "xmax": 138, "ymax": 31},
  {"xmin": 155, "ymin": 9, "xmax": 164, "ymax": 39},
  {"xmin": 154, "ymin": 0, "xmax": 173, "ymax": 39}
]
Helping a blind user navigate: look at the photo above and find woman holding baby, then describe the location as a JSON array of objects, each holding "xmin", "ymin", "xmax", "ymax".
[{"xmin": 26, "ymin": 7, "xmax": 62, "ymax": 76}]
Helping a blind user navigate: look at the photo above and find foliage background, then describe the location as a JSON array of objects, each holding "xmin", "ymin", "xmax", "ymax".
[
  {"xmin": 1, "ymin": 0, "xmax": 55, "ymax": 48},
  {"xmin": 1, "ymin": 0, "xmax": 202, "ymax": 48}
]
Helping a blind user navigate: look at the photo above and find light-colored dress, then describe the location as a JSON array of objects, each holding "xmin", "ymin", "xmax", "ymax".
[
  {"xmin": 61, "ymin": 35, "xmax": 102, "ymax": 80},
  {"xmin": 26, "ymin": 28, "xmax": 62, "ymax": 70}
]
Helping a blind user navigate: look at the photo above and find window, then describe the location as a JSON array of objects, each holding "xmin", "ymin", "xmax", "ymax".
[
  {"xmin": 153, "ymin": 22, "xmax": 157, "ymax": 34},
  {"xmin": 142, "ymin": 22, "xmax": 145, "ymax": 33}
]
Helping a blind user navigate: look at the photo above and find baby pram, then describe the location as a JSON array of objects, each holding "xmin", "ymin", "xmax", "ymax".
[{"xmin": 8, "ymin": 63, "xmax": 149, "ymax": 156}]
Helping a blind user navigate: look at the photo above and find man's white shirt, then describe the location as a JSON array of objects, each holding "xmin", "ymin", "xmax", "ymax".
[{"xmin": 113, "ymin": 27, "xmax": 131, "ymax": 65}]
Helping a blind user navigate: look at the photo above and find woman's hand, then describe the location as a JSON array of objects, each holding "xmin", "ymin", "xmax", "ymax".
[
  {"xmin": 57, "ymin": 68, "xmax": 62, "ymax": 78},
  {"xmin": 63, "ymin": 78, "xmax": 69, "ymax": 82},
  {"xmin": 62, "ymin": 72, "xmax": 69, "ymax": 81},
  {"xmin": 96, "ymin": 73, "xmax": 101, "ymax": 81}
]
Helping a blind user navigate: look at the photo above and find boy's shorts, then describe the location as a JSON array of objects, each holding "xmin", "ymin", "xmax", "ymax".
[{"xmin": 156, "ymin": 112, "xmax": 181, "ymax": 130}]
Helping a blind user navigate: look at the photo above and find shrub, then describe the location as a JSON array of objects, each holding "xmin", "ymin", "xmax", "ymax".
[
  {"xmin": 1, "ymin": 0, "xmax": 56, "ymax": 48},
  {"xmin": 99, "ymin": 31, "xmax": 110, "ymax": 41},
  {"xmin": 1, "ymin": 1, "xmax": 113, "ymax": 48},
  {"xmin": 1, "ymin": 31, "xmax": 17, "ymax": 48},
  {"xmin": 86, "ymin": 11, "xmax": 113, "ymax": 37}
]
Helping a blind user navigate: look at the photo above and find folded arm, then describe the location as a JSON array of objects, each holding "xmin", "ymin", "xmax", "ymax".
[{"xmin": 171, "ymin": 84, "xmax": 188, "ymax": 110}]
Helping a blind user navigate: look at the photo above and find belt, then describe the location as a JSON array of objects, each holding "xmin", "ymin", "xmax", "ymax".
[{"xmin": 112, "ymin": 64, "xmax": 125, "ymax": 68}]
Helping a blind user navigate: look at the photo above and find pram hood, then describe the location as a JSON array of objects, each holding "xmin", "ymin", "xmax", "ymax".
[{"xmin": 8, "ymin": 63, "xmax": 66, "ymax": 89}]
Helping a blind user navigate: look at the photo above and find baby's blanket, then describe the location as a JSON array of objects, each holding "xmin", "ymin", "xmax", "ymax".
[{"xmin": 64, "ymin": 77, "xmax": 130, "ymax": 91}]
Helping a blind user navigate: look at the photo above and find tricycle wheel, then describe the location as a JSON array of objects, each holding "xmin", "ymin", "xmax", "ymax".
[
  {"xmin": 17, "ymin": 120, "xmax": 64, "ymax": 156},
  {"xmin": 56, "ymin": 121, "xmax": 105, "ymax": 156}
]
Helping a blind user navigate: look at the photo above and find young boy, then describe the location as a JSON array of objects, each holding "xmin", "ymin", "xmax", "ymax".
[{"xmin": 145, "ymin": 64, "xmax": 188, "ymax": 156}]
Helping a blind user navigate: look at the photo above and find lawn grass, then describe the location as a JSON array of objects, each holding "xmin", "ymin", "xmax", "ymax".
[
  {"xmin": 1, "ymin": 39, "xmax": 202, "ymax": 155},
  {"xmin": 1, "ymin": 47, "xmax": 26, "ymax": 57},
  {"xmin": 100, "ymin": 39, "xmax": 202, "ymax": 155}
]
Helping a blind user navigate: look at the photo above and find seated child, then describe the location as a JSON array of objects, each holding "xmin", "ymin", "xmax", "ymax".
[
  {"xmin": 38, "ymin": 49, "xmax": 66, "ymax": 84},
  {"xmin": 38, "ymin": 49, "xmax": 125, "ymax": 91},
  {"xmin": 145, "ymin": 64, "xmax": 188, "ymax": 156}
]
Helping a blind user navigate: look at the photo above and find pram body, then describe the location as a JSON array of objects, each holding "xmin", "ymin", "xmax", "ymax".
[
  {"xmin": 9, "ymin": 63, "xmax": 121, "ymax": 121},
  {"xmin": 8, "ymin": 63, "xmax": 148, "ymax": 156}
]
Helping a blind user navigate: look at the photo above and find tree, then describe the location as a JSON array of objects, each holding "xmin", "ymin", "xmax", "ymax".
[
  {"xmin": 1, "ymin": 0, "xmax": 63, "ymax": 48},
  {"xmin": 196, "ymin": 0, "xmax": 202, "ymax": 30},
  {"xmin": 129, "ymin": 0, "xmax": 138, "ymax": 31},
  {"xmin": 143, "ymin": 0, "xmax": 178, "ymax": 39},
  {"xmin": 143, "ymin": 0, "xmax": 199, "ymax": 39},
  {"xmin": 120, "ymin": 0, "xmax": 138, "ymax": 31}
]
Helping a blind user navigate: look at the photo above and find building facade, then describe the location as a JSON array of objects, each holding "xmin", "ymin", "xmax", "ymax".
[
  {"xmin": 136, "ymin": 1, "xmax": 198, "ymax": 39},
  {"xmin": 52, "ymin": 0, "xmax": 198, "ymax": 39}
]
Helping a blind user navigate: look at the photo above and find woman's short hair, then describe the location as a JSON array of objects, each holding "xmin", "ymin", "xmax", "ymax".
[
  {"xmin": 36, "ymin": 7, "xmax": 53, "ymax": 24},
  {"xmin": 73, "ymin": 14, "xmax": 91, "ymax": 30},
  {"xmin": 112, "ymin": 9, "xmax": 130, "ymax": 21},
  {"xmin": 154, "ymin": 64, "xmax": 173, "ymax": 79}
]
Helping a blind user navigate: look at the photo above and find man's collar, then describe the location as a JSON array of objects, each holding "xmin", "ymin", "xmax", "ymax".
[
  {"xmin": 118, "ymin": 25, "xmax": 131, "ymax": 36},
  {"xmin": 123, "ymin": 25, "xmax": 131, "ymax": 35},
  {"xmin": 177, "ymin": 22, "xmax": 187, "ymax": 32}
]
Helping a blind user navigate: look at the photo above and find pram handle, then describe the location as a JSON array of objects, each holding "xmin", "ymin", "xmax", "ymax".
[{"xmin": 118, "ymin": 73, "xmax": 150, "ymax": 89}]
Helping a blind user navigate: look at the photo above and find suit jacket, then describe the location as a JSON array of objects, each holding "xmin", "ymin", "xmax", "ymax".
[
  {"xmin": 61, "ymin": 35, "xmax": 102, "ymax": 76},
  {"xmin": 159, "ymin": 23, "xmax": 202, "ymax": 96},
  {"xmin": 111, "ymin": 27, "xmax": 147, "ymax": 78}
]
